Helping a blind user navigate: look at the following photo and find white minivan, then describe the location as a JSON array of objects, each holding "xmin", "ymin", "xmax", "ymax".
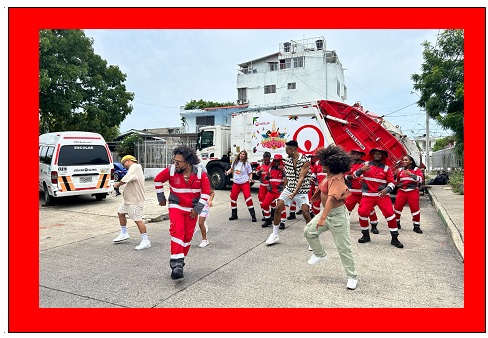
[{"xmin": 39, "ymin": 131, "xmax": 115, "ymax": 205}]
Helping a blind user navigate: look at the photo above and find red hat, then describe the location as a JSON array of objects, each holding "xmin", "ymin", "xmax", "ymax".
[
  {"xmin": 350, "ymin": 149, "xmax": 366, "ymax": 156},
  {"xmin": 369, "ymin": 148, "xmax": 388, "ymax": 158},
  {"xmin": 273, "ymin": 154, "xmax": 283, "ymax": 160}
]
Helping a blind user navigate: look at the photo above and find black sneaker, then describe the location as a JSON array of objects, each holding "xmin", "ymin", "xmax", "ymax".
[
  {"xmin": 279, "ymin": 222, "xmax": 285, "ymax": 229},
  {"xmin": 296, "ymin": 210, "xmax": 303, "ymax": 215},
  {"xmin": 287, "ymin": 213, "xmax": 296, "ymax": 220}
]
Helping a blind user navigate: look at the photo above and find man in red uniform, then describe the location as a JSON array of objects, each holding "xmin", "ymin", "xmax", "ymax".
[
  {"xmin": 256, "ymin": 152, "xmax": 272, "ymax": 221},
  {"xmin": 354, "ymin": 148, "xmax": 404, "ymax": 248},
  {"xmin": 261, "ymin": 154, "xmax": 285, "ymax": 228},
  {"xmin": 344, "ymin": 149, "xmax": 379, "ymax": 233},
  {"xmin": 154, "ymin": 145, "xmax": 211, "ymax": 280}
]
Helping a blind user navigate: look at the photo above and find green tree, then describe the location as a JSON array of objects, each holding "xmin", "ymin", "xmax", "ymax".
[
  {"xmin": 115, "ymin": 134, "xmax": 142, "ymax": 157},
  {"xmin": 39, "ymin": 29, "xmax": 134, "ymax": 141},
  {"xmin": 432, "ymin": 136, "xmax": 455, "ymax": 152},
  {"xmin": 411, "ymin": 29, "xmax": 464, "ymax": 160},
  {"xmin": 184, "ymin": 99, "xmax": 236, "ymax": 110}
]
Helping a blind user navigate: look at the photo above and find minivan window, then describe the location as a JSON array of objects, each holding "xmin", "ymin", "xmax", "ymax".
[{"xmin": 58, "ymin": 145, "xmax": 110, "ymax": 166}]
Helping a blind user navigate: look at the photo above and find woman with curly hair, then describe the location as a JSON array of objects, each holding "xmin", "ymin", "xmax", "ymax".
[
  {"xmin": 303, "ymin": 145, "xmax": 358, "ymax": 290},
  {"xmin": 154, "ymin": 145, "xmax": 211, "ymax": 280}
]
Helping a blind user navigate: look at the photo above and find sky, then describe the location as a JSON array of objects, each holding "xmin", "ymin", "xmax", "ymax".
[{"xmin": 84, "ymin": 28, "xmax": 450, "ymax": 139}]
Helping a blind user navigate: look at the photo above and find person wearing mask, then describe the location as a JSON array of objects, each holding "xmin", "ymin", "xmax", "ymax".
[
  {"xmin": 394, "ymin": 155, "xmax": 424, "ymax": 234},
  {"xmin": 154, "ymin": 145, "xmax": 211, "ymax": 280},
  {"xmin": 226, "ymin": 150, "xmax": 257, "ymax": 222},
  {"xmin": 354, "ymin": 148, "xmax": 404, "ymax": 248},
  {"xmin": 113, "ymin": 155, "xmax": 151, "ymax": 250},
  {"xmin": 304, "ymin": 145, "xmax": 358, "ymax": 290}
]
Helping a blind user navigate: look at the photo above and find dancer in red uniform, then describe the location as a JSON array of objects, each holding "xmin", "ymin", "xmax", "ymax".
[
  {"xmin": 154, "ymin": 145, "xmax": 211, "ymax": 280},
  {"xmin": 256, "ymin": 152, "xmax": 272, "ymax": 221},
  {"xmin": 354, "ymin": 148, "xmax": 404, "ymax": 248},
  {"xmin": 394, "ymin": 155, "xmax": 424, "ymax": 234},
  {"xmin": 261, "ymin": 154, "xmax": 286, "ymax": 228},
  {"xmin": 344, "ymin": 149, "xmax": 379, "ymax": 233}
]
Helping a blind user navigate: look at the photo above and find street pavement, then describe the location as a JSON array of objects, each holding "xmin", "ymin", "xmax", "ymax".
[{"xmin": 38, "ymin": 180, "xmax": 464, "ymax": 313}]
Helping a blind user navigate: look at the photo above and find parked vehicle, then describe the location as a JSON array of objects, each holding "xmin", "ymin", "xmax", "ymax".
[
  {"xmin": 113, "ymin": 162, "xmax": 128, "ymax": 182},
  {"xmin": 196, "ymin": 100, "xmax": 422, "ymax": 190},
  {"xmin": 39, "ymin": 131, "xmax": 114, "ymax": 205}
]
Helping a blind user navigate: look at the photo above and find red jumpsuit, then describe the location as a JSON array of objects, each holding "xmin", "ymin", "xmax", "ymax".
[
  {"xmin": 345, "ymin": 161, "xmax": 378, "ymax": 224},
  {"xmin": 261, "ymin": 164, "xmax": 285, "ymax": 220},
  {"xmin": 256, "ymin": 162, "xmax": 271, "ymax": 208},
  {"xmin": 154, "ymin": 164, "xmax": 211, "ymax": 260},
  {"xmin": 393, "ymin": 167, "xmax": 423, "ymax": 226},
  {"xmin": 309, "ymin": 162, "xmax": 327, "ymax": 215},
  {"xmin": 354, "ymin": 161, "xmax": 397, "ymax": 232}
]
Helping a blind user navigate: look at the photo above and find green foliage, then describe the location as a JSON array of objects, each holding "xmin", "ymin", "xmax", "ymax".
[
  {"xmin": 448, "ymin": 169, "xmax": 464, "ymax": 195},
  {"xmin": 115, "ymin": 134, "xmax": 142, "ymax": 157},
  {"xmin": 184, "ymin": 99, "xmax": 236, "ymax": 110},
  {"xmin": 411, "ymin": 30, "xmax": 464, "ymax": 161},
  {"xmin": 39, "ymin": 29, "xmax": 134, "ymax": 141},
  {"xmin": 432, "ymin": 136, "xmax": 455, "ymax": 152}
]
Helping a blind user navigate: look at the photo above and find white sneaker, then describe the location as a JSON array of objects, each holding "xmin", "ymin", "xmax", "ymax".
[
  {"xmin": 135, "ymin": 240, "xmax": 151, "ymax": 250},
  {"xmin": 199, "ymin": 239, "xmax": 209, "ymax": 248},
  {"xmin": 113, "ymin": 233, "xmax": 129, "ymax": 242},
  {"xmin": 308, "ymin": 245, "xmax": 313, "ymax": 251},
  {"xmin": 265, "ymin": 233, "xmax": 279, "ymax": 245},
  {"xmin": 308, "ymin": 254, "xmax": 328, "ymax": 265},
  {"xmin": 347, "ymin": 278, "xmax": 358, "ymax": 290}
]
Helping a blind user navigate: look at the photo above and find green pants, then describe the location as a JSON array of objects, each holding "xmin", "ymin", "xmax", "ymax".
[{"xmin": 303, "ymin": 204, "xmax": 358, "ymax": 280}]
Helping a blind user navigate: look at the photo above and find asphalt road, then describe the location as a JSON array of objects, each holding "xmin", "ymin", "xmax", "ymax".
[{"xmin": 39, "ymin": 181, "xmax": 464, "ymax": 311}]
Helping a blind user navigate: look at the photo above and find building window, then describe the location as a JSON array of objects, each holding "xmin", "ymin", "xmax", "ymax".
[
  {"xmin": 293, "ymin": 56, "xmax": 304, "ymax": 68},
  {"xmin": 264, "ymin": 85, "xmax": 276, "ymax": 94},
  {"xmin": 288, "ymin": 82, "xmax": 296, "ymax": 90},
  {"xmin": 337, "ymin": 81, "xmax": 341, "ymax": 96},
  {"xmin": 280, "ymin": 58, "xmax": 292, "ymax": 70},
  {"xmin": 196, "ymin": 116, "xmax": 215, "ymax": 127},
  {"xmin": 237, "ymin": 88, "xmax": 247, "ymax": 102},
  {"xmin": 268, "ymin": 62, "xmax": 278, "ymax": 71}
]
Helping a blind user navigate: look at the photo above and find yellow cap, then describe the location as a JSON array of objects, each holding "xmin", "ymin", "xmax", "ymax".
[{"xmin": 121, "ymin": 155, "xmax": 137, "ymax": 164}]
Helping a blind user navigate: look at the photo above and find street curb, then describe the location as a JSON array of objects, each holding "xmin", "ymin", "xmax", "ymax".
[{"xmin": 427, "ymin": 189, "xmax": 464, "ymax": 262}]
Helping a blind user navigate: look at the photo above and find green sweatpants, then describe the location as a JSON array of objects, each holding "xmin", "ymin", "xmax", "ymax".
[{"xmin": 303, "ymin": 204, "xmax": 358, "ymax": 280}]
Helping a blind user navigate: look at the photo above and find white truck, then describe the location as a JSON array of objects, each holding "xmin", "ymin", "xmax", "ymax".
[{"xmin": 196, "ymin": 100, "xmax": 422, "ymax": 190}]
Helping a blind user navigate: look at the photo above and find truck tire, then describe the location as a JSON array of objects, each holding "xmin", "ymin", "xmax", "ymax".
[
  {"xmin": 208, "ymin": 167, "xmax": 227, "ymax": 190},
  {"xmin": 95, "ymin": 193, "xmax": 107, "ymax": 201},
  {"xmin": 43, "ymin": 184, "xmax": 56, "ymax": 206},
  {"xmin": 114, "ymin": 172, "xmax": 120, "ymax": 181}
]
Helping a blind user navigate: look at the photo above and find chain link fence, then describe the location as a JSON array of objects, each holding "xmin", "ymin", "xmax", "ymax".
[{"xmin": 431, "ymin": 148, "xmax": 463, "ymax": 172}]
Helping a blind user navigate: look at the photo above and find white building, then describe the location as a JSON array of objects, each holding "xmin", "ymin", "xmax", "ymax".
[
  {"xmin": 181, "ymin": 36, "xmax": 347, "ymax": 133},
  {"xmin": 236, "ymin": 36, "xmax": 347, "ymax": 106}
]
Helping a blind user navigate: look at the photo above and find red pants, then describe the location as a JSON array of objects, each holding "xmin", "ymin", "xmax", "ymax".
[
  {"xmin": 258, "ymin": 184, "xmax": 268, "ymax": 203},
  {"xmin": 168, "ymin": 208, "xmax": 198, "ymax": 259},
  {"xmin": 394, "ymin": 190, "xmax": 421, "ymax": 225},
  {"xmin": 270, "ymin": 197, "xmax": 287, "ymax": 222},
  {"xmin": 230, "ymin": 182, "xmax": 254, "ymax": 210},
  {"xmin": 345, "ymin": 193, "xmax": 378, "ymax": 223},
  {"xmin": 261, "ymin": 191, "xmax": 280, "ymax": 218},
  {"xmin": 358, "ymin": 196, "xmax": 397, "ymax": 231}
]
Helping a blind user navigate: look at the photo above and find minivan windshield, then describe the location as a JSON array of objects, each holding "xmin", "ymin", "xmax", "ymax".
[{"xmin": 58, "ymin": 145, "xmax": 111, "ymax": 166}]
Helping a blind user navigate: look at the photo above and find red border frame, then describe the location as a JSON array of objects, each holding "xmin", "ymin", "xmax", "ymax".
[{"xmin": 8, "ymin": 7, "xmax": 485, "ymax": 333}]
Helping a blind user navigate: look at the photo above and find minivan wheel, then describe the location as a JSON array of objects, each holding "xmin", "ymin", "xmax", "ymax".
[
  {"xmin": 43, "ymin": 184, "xmax": 56, "ymax": 206},
  {"xmin": 95, "ymin": 193, "xmax": 107, "ymax": 201},
  {"xmin": 114, "ymin": 173, "xmax": 120, "ymax": 181}
]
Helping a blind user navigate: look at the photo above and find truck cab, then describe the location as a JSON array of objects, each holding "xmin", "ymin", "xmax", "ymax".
[{"xmin": 196, "ymin": 125, "xmax": 232, "ymax": 189}]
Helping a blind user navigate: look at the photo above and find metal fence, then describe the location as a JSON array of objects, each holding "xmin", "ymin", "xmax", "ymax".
[{"xmin": 431, "ymin": 148, "xmax": 463, "ymax": 172}]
